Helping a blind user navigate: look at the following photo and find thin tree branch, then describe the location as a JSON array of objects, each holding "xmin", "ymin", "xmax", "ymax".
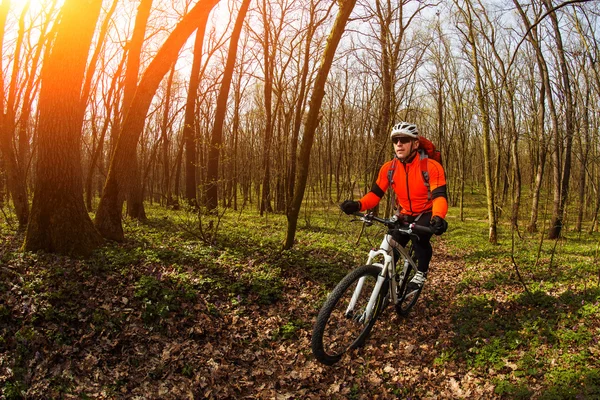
[{"xmin": 506, "ymin": 0, "xmax": 593, "ymax": 80}]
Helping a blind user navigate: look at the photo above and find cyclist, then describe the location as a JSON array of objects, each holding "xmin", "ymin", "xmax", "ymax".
[{"xmin": 341, "ymin": 122, "xmax": 448, "ymax": 291}]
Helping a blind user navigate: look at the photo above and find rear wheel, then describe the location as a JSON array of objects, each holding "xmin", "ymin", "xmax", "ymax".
[
  {"xmin": 311, "ymin": 265, "xmax": 388, "ymax": 365},
  {"xmin": 395, "ymin": 249, "xmax": 423, "ymax": 316}
]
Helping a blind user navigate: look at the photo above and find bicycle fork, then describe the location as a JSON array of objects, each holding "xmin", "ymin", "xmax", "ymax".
[{"xmin": 345, "ymin": 245, "xmax": 393, "ymax": 323}]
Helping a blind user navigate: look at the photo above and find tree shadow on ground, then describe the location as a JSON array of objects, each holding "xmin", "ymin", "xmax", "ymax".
[{"xmin": 448, "ymin": 284, "xmax": 600, "ymax": 398}]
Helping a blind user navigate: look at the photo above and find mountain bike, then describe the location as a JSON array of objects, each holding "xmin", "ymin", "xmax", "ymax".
[{"xmin": 311, "ymin": 211, "xmax": 434, "ymax": 365}]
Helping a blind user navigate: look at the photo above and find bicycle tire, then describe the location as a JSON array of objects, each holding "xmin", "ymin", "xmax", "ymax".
[
  {"xmin": 311, "ymin": 265, "xmax": 388, "ymax": 366},
  {"xmin": 395, "ymin": 253, "xmax": 423, "ymax": 316}
]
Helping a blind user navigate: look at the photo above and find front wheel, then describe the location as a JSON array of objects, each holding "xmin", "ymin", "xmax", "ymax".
[{"xmin": 311, "ymin": 265, "xmax": 388, "ymax": 365}]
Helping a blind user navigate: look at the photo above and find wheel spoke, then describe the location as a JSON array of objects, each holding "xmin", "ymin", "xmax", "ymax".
[
  {"xmin": 321, "ymin": 275, "xmax": 375, "ymax": 355},
  {"xmin": 311, "ymin": 265, "xmax": 388, "ymax": 365}
]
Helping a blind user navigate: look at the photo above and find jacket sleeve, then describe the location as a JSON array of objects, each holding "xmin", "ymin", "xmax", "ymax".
[
  {"xmin": 429, "ymin": 160, "xmax": 448, "ymax": 219},
  {"xmin": 358, "ymin": 162, "xmax": 391, "ymax": 211}
]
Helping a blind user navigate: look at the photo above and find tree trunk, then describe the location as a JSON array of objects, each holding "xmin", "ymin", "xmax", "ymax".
[
  {"xmin": 205, "ymin": 0, "xmax": 250, "ymax": 210},
  {"xmin": 545, "ymin": 0, "xmax": 575, "ymax": 239},
  {"xmin": 509, "ymin": 93, "xmax": 521, "ymax": 232},
  {"xmin": 127, "ymin": 158, "xmax": 147, "ymax": 220},
  {"xmin": 259, "ymin": 0, "xmax": 274, "ymax": 215},
  {"xmin": 287, "ymin": 0, "xmax": 331, "ymax": 204},
  {"xmin": 160, "ymin": 63, "xmax": 176, "ymax": 207},
  {"xmin": 284, "ymin": 0, "xmax": 357, "ymax": 249},
  {"xmin": 123, "ymin": 0, "xmax": 153, "ymax": 220},
  {"xmin": 0, "ymin": 132, "xmax": 28, "ymax": 228},
  {"xmin": 528, "ymin": 79, "xmax": 547, "ymax": 233},
  {"xmin": 94, "ymin": 0, "xmax": 219, "ymax": 241},
  {"xmin": 575, "ymin": 85, "xmax": 590, "ymax": 233},
  {"xmin": 513, "ymin": 0, "xmax": 552, "ymax": 234},
  {"xmin": 24, "ymin": 0, "xmax": 103, "ymax": 256},
  {"xmin": 459, "ymin": 0, "xmax": 497, "ymax": 244},
  {"xmin": 172, "ymin": 135, "xmax": 185, "ymax": 208},
  {"xmin": 231, "ymin": 70, "xmax": 244, "ymax": 211},
  {"xmin": 183, "ymin": 17, "xmax": 209, "ymax": 208}
]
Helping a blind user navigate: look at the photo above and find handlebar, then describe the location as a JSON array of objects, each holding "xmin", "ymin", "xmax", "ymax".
[{"xmin": 350, "ymin": 211, "xmax": 435, "ymax": 235}]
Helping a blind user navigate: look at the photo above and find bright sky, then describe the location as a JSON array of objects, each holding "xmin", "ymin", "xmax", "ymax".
[{"xmin": 10, "ymin": 0, "xmax": 64, "ymax": 11}]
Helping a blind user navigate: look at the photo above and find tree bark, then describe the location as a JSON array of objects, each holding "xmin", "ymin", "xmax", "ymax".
[
  {"xmin": 575, "ymin": 91, "xmax": 589, "ymax": 233},
  {"xmin": 24, "ymin": 0, "xmax": 103, "ymax": 256}
]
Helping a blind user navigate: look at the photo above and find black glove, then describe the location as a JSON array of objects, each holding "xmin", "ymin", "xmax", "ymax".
[
  {"xmin": 430, "ymin": 216, "xmax": 448, "ymax": 235},
  {"xmin": 340, "ymin": 200, "xmax": 361, "ymax": 215}
]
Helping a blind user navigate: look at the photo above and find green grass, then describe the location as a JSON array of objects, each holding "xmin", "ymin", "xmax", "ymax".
[
  {"xmin": 444, "ymin": 200, "xmax": 600, "ymax": 398},
  {"xmin": 1, "ymin": 195, "xmax": 600, "ymax": 397}
]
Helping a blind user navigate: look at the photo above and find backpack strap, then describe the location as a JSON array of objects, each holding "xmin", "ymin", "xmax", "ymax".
[
  {"xmin": 418, "ymin": 149, "xmax": 432, "ymax": 201},
  {"xmin": 387, "ymin": 157, "xmax": 397, "ymax": 186},
  {"xmin": 387, "ymin": 158, "xmax": 397, "ymax": 211}
]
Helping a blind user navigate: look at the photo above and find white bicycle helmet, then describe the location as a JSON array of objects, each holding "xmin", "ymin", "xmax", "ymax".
[{"xmin": 390, "ymin": 122, "xmax": 419, "ymax": 139}]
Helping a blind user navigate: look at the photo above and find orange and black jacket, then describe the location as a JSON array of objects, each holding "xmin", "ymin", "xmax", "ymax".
[{"xmin": 359, "ymin": 155, "xmax": 448, "ymax": 218}]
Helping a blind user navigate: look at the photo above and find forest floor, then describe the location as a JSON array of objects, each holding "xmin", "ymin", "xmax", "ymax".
[{"xmin": 1, "ymin": 205, "xmax": 599, "ymax": 399}]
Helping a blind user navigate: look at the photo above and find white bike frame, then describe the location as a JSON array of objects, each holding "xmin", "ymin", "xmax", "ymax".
[{"xmin": 345, "ymin": 231, "xmax": 418, "ymax": 323}]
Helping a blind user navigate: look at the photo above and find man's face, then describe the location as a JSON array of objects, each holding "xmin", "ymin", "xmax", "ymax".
[{"xmin": 393, "ymin": 136, "xmax": 418, "ymax": 160}]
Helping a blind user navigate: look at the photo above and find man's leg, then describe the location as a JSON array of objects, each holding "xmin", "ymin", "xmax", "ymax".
[
  {"xmin": 408, "ymin": 212, "xmax": 433, "ymax": 289},
  {"xmin": 410, "ymin": 211, "xmax": 433, "ymax": 273},
  {"xmin": 392, "ymin": 231, "xmax": 410, "ymax": 266},
  {"xmin": 411, "ymin": 234, "xmax": 433, "ymax": 274}
]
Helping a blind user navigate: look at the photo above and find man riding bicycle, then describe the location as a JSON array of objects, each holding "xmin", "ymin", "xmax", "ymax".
[{"xmin": 340, "ymin": 122, "xmax": 448, "ymax": 291}]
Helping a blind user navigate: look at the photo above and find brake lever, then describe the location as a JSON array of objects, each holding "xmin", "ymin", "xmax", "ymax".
[
  {"xmin": 351, "ymin": 217, "xmax": 373, "ymax": 226},
  {"xmin": 389, "ymin": 223, "xmax": 422, "ymax": 241},
  {"xmin": 351, "ymin": 213, "xmax": 374, "ymax": 227}
]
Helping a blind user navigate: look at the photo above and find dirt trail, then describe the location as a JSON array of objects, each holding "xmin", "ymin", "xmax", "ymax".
[{"xmin": 193, "ymin": 243, "xmax": 495, "ymax": 399}]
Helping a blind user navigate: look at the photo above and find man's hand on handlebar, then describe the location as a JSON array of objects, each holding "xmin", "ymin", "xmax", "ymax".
[
  {"xmin": 342, "ymin": 210, "xmax": 443, "ymax": 236},
  {"xmin": 430, "ymin": 216, "xmax": 448, "ymax": 235},
  {"xmin": 340, "ymin": 200, "xmax": 361, "ymax": 215}
]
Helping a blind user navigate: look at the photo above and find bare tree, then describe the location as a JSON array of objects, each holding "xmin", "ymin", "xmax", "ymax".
[
  {"xmin": 285, "ymin": 0, "xmax": 358, "ymax": 249},
  {"xmin": 182, "ymin": 15, "xmax": 210, "ymax": 208},
  {"xmin": 205, "ymin": 0, "xmax": 251, "ymax": 211},
  {"xmin": 94, "ymin": 0, "xmax": 220, "ymax": 241},
  {"xmin": 454, "ymin": 0, "xmax": 497, "ymax": 244},
  {"xmin": 287, "ymin": 0, "xmax": 333, "ymax": 205},
  {"xmin": 255, "ymin": 0, "xmax": 277, "ymax": 215},
  {"xmin": 513, "ymin": 0, "xmax": 554, "ymax": 233},
  {"xmin": 0, "ymin": 1, "xmax": 31, "ymax": 229}
]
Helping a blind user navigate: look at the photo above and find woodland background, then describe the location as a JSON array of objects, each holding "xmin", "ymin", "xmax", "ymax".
[
  {"xmin": 1, "ymin": 0, "xmax": 600, "ymax": 249},
  {"xmin": 1, "ymin": 0, "xmax": 600, "ymax": 398}
]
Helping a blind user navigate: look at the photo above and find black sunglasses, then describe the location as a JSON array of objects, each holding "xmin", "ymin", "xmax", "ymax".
[{"xmin": 392, "ymin": 136, "xmax": 414, "ymax": 144}]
